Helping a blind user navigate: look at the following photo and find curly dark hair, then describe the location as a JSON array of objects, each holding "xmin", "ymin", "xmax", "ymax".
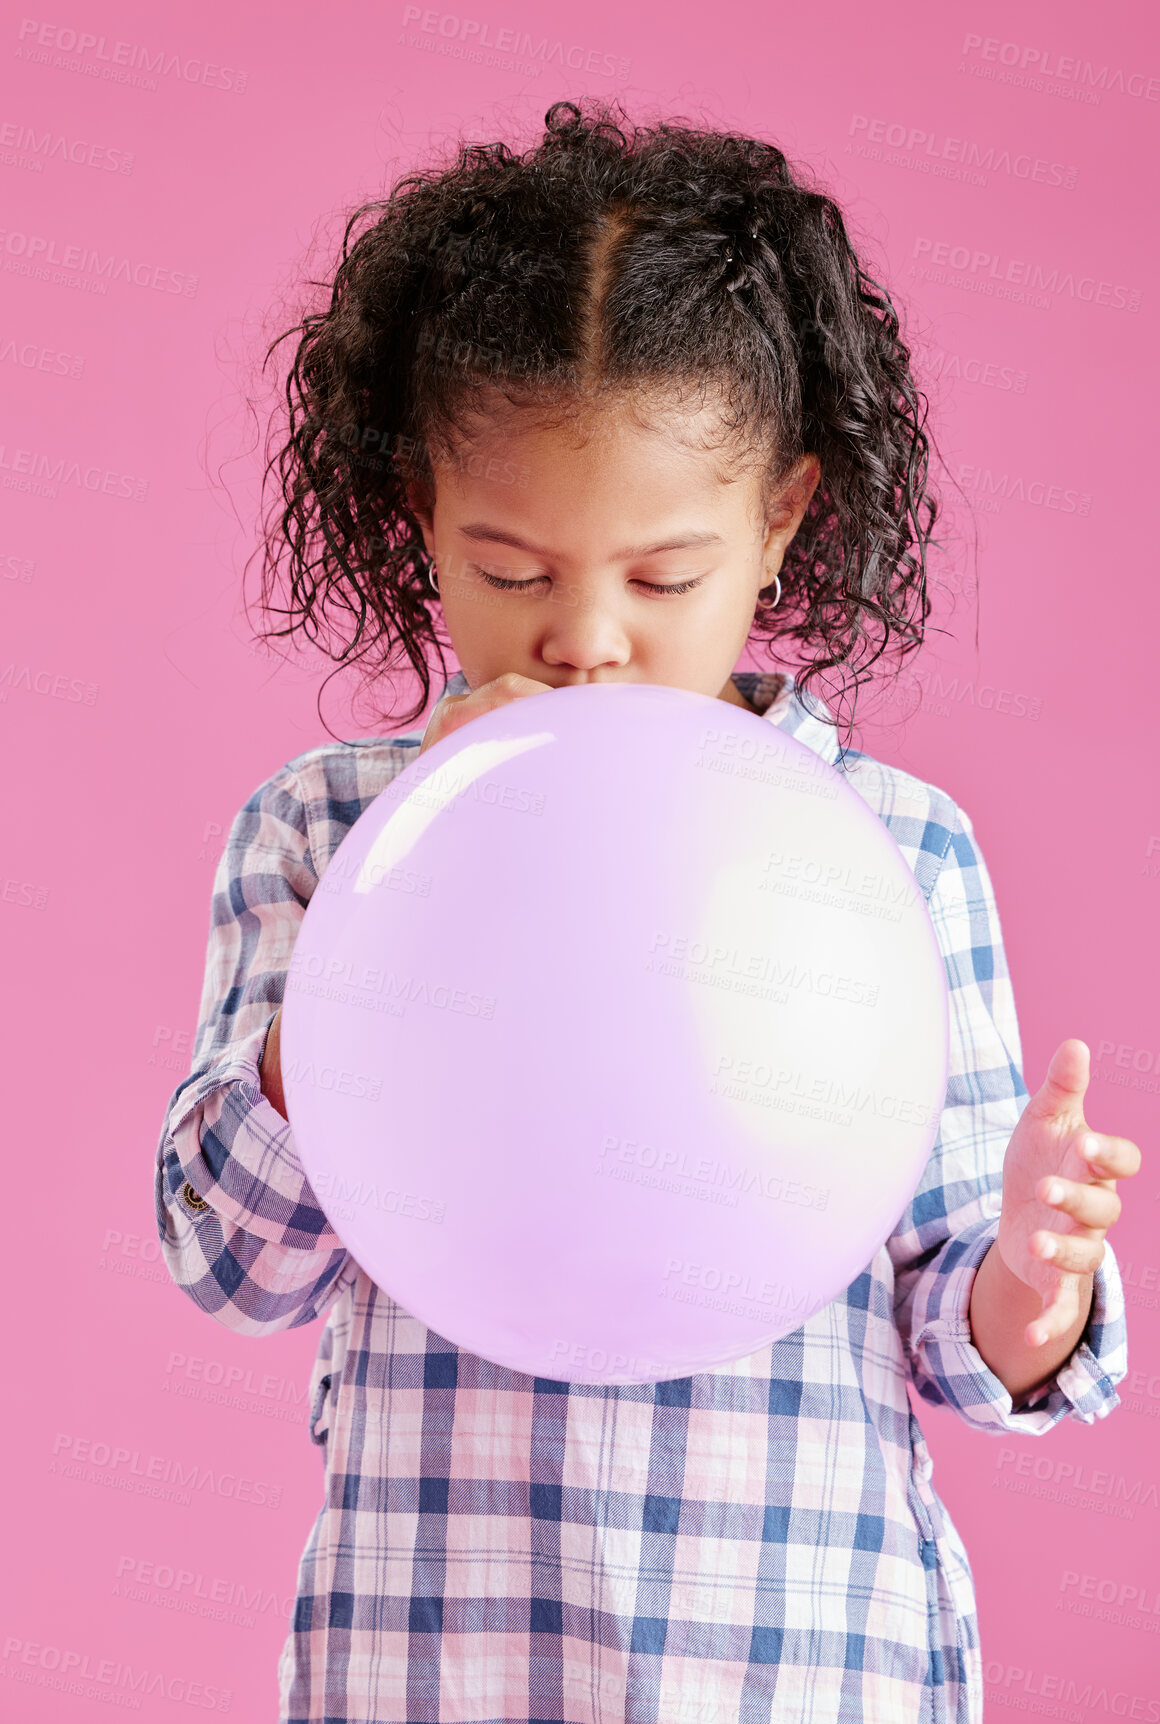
[{"xmin": 248, "ymin": 97, "xmax": 951, "ymax": 741}]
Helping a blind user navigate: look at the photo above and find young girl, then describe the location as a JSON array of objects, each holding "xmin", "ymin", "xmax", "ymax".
[{"xmin": 154, "ymin": 100, "xmax": 1139, "ymax": 1724}]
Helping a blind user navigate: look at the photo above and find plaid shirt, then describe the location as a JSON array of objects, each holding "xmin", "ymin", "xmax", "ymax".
[{"xmin": 154, "ymin": 667, "xmax": 1127, "ymax": 1724}]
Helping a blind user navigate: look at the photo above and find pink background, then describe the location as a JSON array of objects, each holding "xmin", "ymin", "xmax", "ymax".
[{"xmin": 3, "ymin": 0, "xmax": 1157, "ymax": 1716}]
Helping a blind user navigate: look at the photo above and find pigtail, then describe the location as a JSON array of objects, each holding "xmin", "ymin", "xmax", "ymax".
[{"xmin": 698, "ymin": 171, "xmax": 936, "ymax": 719}]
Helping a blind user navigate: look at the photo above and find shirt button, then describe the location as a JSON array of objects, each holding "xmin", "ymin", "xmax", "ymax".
[{"xmin": 180, "ymin": 1181, "xmax": 211, "ymax": 1213}]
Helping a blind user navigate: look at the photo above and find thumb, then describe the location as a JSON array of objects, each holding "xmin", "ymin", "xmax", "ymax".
[
  {"xmin": 1027, "ymin": 1037, "xmax": 1090, "ymax": 1123},
  {"xmin": 418, "ymin": 691, "xmax": 471, "ymax": 756}
]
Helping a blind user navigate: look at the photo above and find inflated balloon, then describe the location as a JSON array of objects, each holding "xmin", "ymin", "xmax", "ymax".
[{"xmin": 279, "ymin": 682, "xmax": 949, "ymax": 1384}]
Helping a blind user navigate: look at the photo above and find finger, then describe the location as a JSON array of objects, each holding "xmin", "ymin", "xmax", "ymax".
[
  {"xmin": 1026, "ymin": 1285, "xmax": 1083, "ymax": 1348},
  {"xmin": 1031, "ymin": 1230, "xmax": 1106, "ymax": 1277},
  {"xmin": 418, "ymin": 695, "xmax": 470, "ymax": 753},
  {"xmin": 1079, "ymin": 1133, "xmax": 1143, "ymax": 1180},
  {"xmin": 1037, "ymin": 1176, "xmax": 1122, "ymax": 1231},
  {"xmin": 449, "ymin": 674, "xmax": 553, "ymax": 721},
  {"xmin": 1026, "ymin": 1038, "xmax": 1090, "ymax": 1124},
  {"xmin": 432, "ymin": 691, "xmax": 471, "ymax": 718},
  {"xmin": 481, "ymin": 671, "xmax": 556, "ymax": 698}
]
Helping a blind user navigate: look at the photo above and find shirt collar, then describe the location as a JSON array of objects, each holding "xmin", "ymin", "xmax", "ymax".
[
  {"xmin": 730, "ymin": 669, "xmax": 844, "ymax": 766},
  {"xmin": 434, "ymin": 668, "xmax": 842, "ymax": 766}
]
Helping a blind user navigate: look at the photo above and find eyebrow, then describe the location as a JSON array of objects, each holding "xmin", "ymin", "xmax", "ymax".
[{"xmin": 457, "ymin": 524, "xmax": 725, "ymax": 559}]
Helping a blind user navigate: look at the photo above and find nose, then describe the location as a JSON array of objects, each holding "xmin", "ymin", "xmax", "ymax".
[{"xmin": 538, "ymin": 585, "xmax": 633, "ymax": 677}]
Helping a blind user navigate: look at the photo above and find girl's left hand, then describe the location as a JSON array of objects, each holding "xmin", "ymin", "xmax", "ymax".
[{"xmin": 997, "ymin": 1038, "xmax": 1142, "ymax": 1346}]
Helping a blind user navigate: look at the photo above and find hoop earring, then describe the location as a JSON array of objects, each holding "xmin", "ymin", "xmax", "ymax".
[
  {"xmin": 761, "ymin": 571, "xmax": 782, "ymax": 610},
  {"xmin": 425, "ymin": 556, "xmax": 439, "ymax": 596}
]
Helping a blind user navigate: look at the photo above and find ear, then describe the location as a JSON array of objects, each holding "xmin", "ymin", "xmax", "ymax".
[
  {"xmin": 403, "ymin": 476, "xmax": 437, "ymax": 557},
  {"xmin": 762, "ymin": 454, "xmax": 820, "ymax": 561}
]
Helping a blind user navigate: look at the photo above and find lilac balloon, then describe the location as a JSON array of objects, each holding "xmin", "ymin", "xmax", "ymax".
[{"xmin": 279, "ymin": 682, "xmax": 949, "ymax": 1384}]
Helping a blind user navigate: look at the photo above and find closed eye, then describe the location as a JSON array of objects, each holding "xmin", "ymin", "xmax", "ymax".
[{"xmin": 473, "ymin": 569, "xmax": 707, "ymax": 597}]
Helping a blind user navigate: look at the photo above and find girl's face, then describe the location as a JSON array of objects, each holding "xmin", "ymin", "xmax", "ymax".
[{"xmin": 407, "ymin": 393, "xmax": 820, "ymax": 708}]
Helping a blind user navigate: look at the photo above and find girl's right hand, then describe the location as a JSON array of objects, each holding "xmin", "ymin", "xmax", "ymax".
[{"xmin": 418, "ymin": 671, "xmax": 556, "ymax": 756}]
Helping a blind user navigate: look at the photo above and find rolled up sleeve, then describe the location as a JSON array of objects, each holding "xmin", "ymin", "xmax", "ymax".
[
  {"xmin": 153, "ymin": 765, "xmax": 355, "ymax": 1335},
  {"xmin": 887, "ymin": 802, "xmax": 1128, "ymax": 1435}
]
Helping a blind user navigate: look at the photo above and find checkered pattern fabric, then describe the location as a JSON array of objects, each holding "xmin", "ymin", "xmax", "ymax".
[{"xmin": 155, "ymin": 667, "xmax": 1127, "ymax": 1724}]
